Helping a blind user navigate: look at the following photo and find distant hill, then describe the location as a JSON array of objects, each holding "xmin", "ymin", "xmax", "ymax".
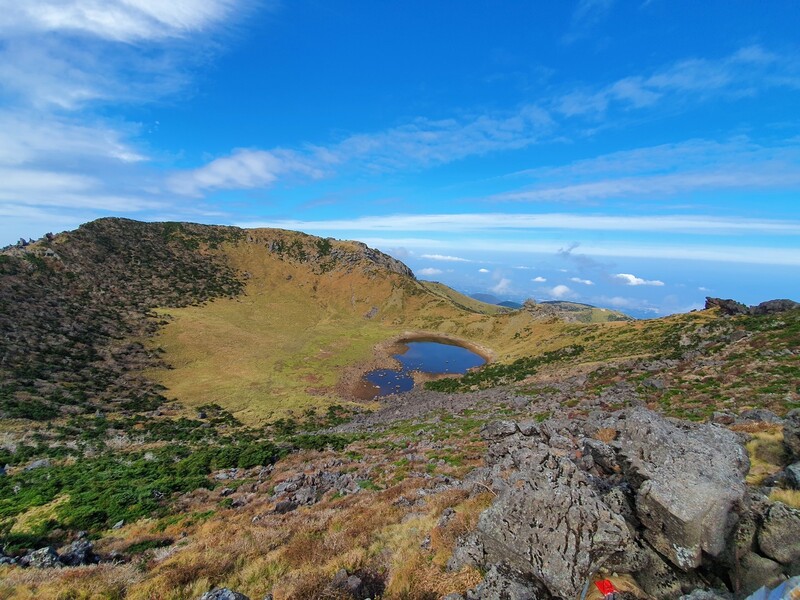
[
  {"xmin": 538, "ymin": 300, "xmax": 633, "ymax": 323},
  {"xmin": 498, "ymin": 300, "xmax": 523, "ymax": 309},
  {"xmin": 470, "ymin": 293, "xmax": 501, "ymax": 304}
]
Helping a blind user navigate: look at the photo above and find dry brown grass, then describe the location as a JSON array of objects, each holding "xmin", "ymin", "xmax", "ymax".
[
  {"xmin": 745, "ymin": 430, "xmax": 786, "ymax": 485},
  {"xmin": 769, "ymin": 489, "xmax": 800, "ymax": 509}
]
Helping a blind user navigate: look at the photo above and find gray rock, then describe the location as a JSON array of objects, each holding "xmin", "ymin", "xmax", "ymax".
[
  {"xmin": 679, "ymin": 590, "xmax": 732, "ymax": 600},
  {"xmin": 59, "ymin": 540, "xmax": 97, "ymax": 566},
  {"xmin": 442, "ymin": 594, "xmax": 465, "ymax": 600},
  {"xmin": 454, "ymin": 446, "xmax": 630, "ymax": 599},
  {"xmin": 198, "ymin": 589, "xmax": 250, "ymax": 600},
  {"xmin": 273, "ymin": 500, "xmax": 298, "ymax": 514},
  {"xmin": 738, "ymin": 409, "xmax": 783, "ymax": 424},
  {"xmin": 737, "ymin": 553, "xmax": 786, "ymax": 596},
  {"xmin": 785, "ymin": 409, "xmax": 800, "ymax": 462},
  {"xmin": 466, "ymin": 565, "xmax": 539, "ymax": 600},
  {"xmin": 751, "ymin": 299, "xmax": 800, "ymax": 315},
  {"xmin": 758, "ymin": 501, "xmax": 800, "ymax": 565},
  {"xmin": 705, "ymin": 297, "xmax": 749, "ymax": 315},
  {"xmin": 785, "ymin": 462, "xmax": 800, "ymax": 489},
  {"xmin": 609, "ymin": 409, "xmax": 749, "ymax": 570},
  {"xmin": 481, "ymin": 420, "xmax": 518, "ymax": 441},
  {"xmin": 21, "ymin": 547, "xmax": 61, "ymax": 569},
  {"xmin": 111, "ymin": 519, "xmax": 125, "ymax": 529},
  {"xmin": 24, "ymin": 459, "xmax": 50, "ymax": 471}
]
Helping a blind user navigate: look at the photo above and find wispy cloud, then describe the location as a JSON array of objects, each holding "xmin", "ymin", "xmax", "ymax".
[
  {"xmin": 243, "ymin": 212, "xmax": 800, "ymax": 236},
  {"xmin": 478, "ymin": 268, "xmax": 490, "ymax": 273},
  {"xmin": 168, "ymin": 149, "xmax": 326, "ymax": 197},
  {"xmin": 613, "ymin": 273, "xmax": 665, "ymax": 286},
  {"xmin": 420, "ymin": 253, "xmax": 471, "ymax": 262},
  {"xmin": 418, "ymin": 267, "xmax": 443, "ymax": 276},
  {"xmin": 555, "ymin": 45, "xmax": 799, "ymax": 118},
  {"xmin": 570, "ymin": 277, "xmax": 594, "ymax": 285},
  {"xmin": 532, "ymin": 276, "xmax": 547, "ymax": 282},
  {"xmin": 494, "ymin": 137, "xmax": 800, "ymax": 203}
]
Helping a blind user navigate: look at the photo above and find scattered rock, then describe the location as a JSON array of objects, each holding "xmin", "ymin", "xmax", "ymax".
[
  {"xmin": 20, "ymin": 547, "xmax": 61, "ymax": 569},
  {"xmin": 738, "ymin": 408, "xmax": 783, "ymax": 424},
  {"xmin": 24, "ymin": 459, "xmax": 50, "ymax": 471},
  {"xmin": 59, "ymin": 540, "xmax": 98, "ymax": 566},
  {"xmin": 198, "ymin": 589, "xmax": 250, "ymax": 600},
  {"xmin": 273, "ymin": 500, "xmax": 298, "ymax": 514}
]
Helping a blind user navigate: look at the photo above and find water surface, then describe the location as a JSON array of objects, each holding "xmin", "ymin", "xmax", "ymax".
[{"xmin": 364, "ymin": 340, "xmax": 485, "ymax": 397}]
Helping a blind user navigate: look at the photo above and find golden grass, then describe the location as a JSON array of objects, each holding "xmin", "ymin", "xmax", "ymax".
[
  {"xmin": 769, "ymin": 489, "xmax": 800, "ymax": 509},
  {"xmin": 745, "ymin": 430, "xmax": 786, "ymax": 485},
  {"xmin": 144, "ymin": 232, "xmax": 728, "ymax": 425}
]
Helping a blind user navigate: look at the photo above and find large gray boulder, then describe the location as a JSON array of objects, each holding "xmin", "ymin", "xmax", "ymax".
[
  {"xmin": 453, "ymin": 408, "xmax": 754, "ymax": 598},
  {"xmin": 607, "ymin": 409, "xmax": 749, "ymax": 570}
]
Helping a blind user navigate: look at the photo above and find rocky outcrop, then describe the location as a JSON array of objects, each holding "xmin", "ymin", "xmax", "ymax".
[
  {"xmin": 451, "ymin": 408, "xmax": 795, "ymax": 599},
  {"xmin": 705, "ymin": 297, "xmax": 800, "ymax": 316},
  {"xmin": 705, "ymin": 297, "xmax": 750, "ymax": 315}
]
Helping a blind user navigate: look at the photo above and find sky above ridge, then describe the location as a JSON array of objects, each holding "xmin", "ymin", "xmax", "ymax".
[{"xmin": 1, "ymin": 1, "xmax": 799, "ymax": 317}]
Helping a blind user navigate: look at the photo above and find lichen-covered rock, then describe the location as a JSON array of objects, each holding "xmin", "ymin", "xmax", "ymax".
[
  {"xmin": 20, "ymin": 547, "xmax": 61, "ymax": 569},
  {"xmin": 757, "ymin": 501, "xmax": 800, "ymax": 566},
  {"xmin": 607, "ymin": 409, "xmax": 749, "ymax": 570}
]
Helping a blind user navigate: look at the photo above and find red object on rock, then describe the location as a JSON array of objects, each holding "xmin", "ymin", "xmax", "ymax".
[{"xmin": 595, "ymin": 579, "xmax": 617, "ymax": 596}]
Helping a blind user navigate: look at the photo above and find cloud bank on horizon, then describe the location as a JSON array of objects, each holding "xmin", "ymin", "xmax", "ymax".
[{"xmin": 0, "ymin": 0, "xmax": 798, "ymax": 316}]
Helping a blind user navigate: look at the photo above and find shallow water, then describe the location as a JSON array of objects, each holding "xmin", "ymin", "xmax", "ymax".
[{"xmin": 364, "ymin": 340, "xmax": 485, "ymax": 397}]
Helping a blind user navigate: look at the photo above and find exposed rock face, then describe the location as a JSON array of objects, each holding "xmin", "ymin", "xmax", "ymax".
[
  {"xmin": 608, "ymin": 408, "xmax": 749, "ymax": 569},
  {"xmin": 752, "ymin": 299, "xmax": 800, "ymax": 314},
  {"xmin": 452, "ymin": 408, "xmax": 771, "ymax": 600},
  {"xmin": 705, "ymin": 296, "xmax": 800, "ymax": 316},
  {"xmin": 705, "ymin": 297, "xmax": 750, "ymax": 315}
]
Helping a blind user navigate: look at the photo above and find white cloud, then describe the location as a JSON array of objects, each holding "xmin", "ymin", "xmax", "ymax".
[
  {"xmin": 0, "ymin": 0, "xmax": 241, "ymax": 42},
  {"xmin": 613, "ymin": 273, "xmax": 665, "ymax": 286},
  {"xmin": 418, "ymin": 267, "xmax": 443, "ymax": 276},
  {"xmin": 548, "ymin": 284, "xmax": 574, "ymax": 299},
  {"xmin": 421, "ymin": 253, "xmax": 470, "ymax": 262},
  {"xmin": 478, "ymin": 268, "xmax": 490, "ymax": 273},
  {"xmin": 532, "ymin": 276, "xmax": 547, "ymax": 282},
  {"xmin": 596, "ymin": 295, "xmax": 660, "ymax": 313},
  {"xmin": 570, "ymin": 277, "xmax": 594, "ymax": 285},
  {"xmin": 491, "ymin": 278, "xmax": 512, "ymax": 294},
  {"xmin": 168, "ymin": 148, "xmax": 325, "ymax": 197}
]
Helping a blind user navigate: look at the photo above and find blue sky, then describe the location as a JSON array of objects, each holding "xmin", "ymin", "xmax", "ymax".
[{"xmin": 1, "ymin": 1, "xmax": 799, "ymax": 316}]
